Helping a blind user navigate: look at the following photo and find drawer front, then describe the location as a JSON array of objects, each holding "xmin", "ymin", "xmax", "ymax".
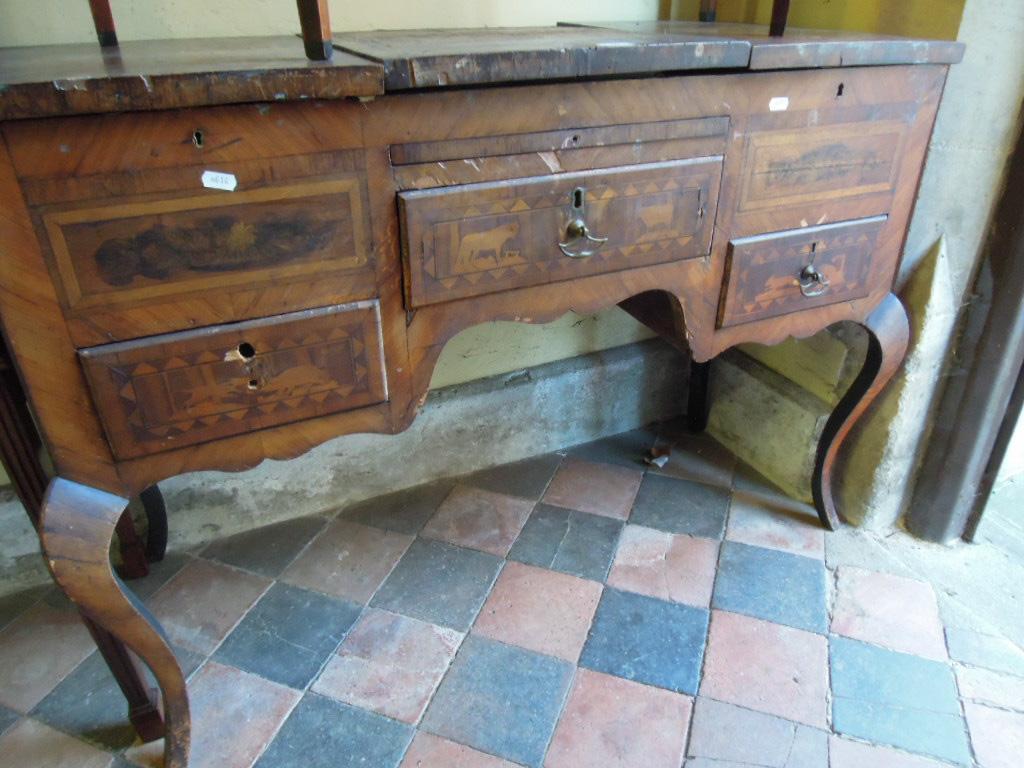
[
  {"xmin": 43, "ymin": 172, "xmax": 371, "ymax": 312},
  {"xmin": 399, "ymin": 157, "xmax": 723, "ymax": 307},
  {"xmin": 718, "ymin": 216, "xmax": 887, "ymax": 328},
  {"xmin": 79, "ymin": 302, "xmax": 387, "ymax": 459}
]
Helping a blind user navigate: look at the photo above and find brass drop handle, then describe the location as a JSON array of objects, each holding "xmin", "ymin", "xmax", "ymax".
[
  {"xmin": 559, "ymin": 187, "xmax": 608, "ymax": 259},
  {"xmin": 798, "ymin": 264, "xmax": 830, "ymax": 297}
]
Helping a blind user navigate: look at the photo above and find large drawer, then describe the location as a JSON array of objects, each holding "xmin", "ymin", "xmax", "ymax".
[
  {"xmin": 79, "ymin": 301, "xmax": 387, "ymax": 459},
  {"xmin": 399, "ymin": 157, "xmax": 723, "ymax": 308},
  {"xmin": 718, "ymin": 215, "xmax": 887, "ymax": 328}
]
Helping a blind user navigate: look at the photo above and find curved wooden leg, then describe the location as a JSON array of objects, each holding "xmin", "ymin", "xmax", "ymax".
[
  {"xmin": 140, "ymin": 484, "xmax": 168, "ymax": 563},
  {"xmin": 40, "ymin": 478, "xmax": 190, "ymax": 768},
  {"xmin": 812, "ymin": 293, "xmax": 910, "ymax": 530}
]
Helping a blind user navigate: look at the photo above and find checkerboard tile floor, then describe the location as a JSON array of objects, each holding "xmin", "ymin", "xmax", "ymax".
[{"xmin": 1, "ymin": 420, "xmax": 1022, "ymax": 767}]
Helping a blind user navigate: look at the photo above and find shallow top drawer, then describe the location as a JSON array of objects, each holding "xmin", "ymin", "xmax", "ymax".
[
  {"xmin": 79, "ymin": 301, "xmax": 387, "ymax": 459},
  {"xmin": 399, "ymin": 157, "xmax": 723, "ymax": 308}
]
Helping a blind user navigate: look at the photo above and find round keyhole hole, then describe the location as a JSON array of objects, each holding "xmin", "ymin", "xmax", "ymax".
[
  {"xmin": 192, "ymin": 130, "xmax": 205, "ymax": 148},
  {"xmin": 247, "ymin": 378, "xmax": 260, "ymax": 390},
  {"xmin": 237, "ymin": 342, "xmax": 256, "ymax": 361}
]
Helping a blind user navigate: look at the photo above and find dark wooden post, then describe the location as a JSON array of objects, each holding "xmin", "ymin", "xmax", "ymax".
[
  {"xmin": 88, "ymin": 0, "xmax": 118, "ymax": 47},
  {"xmin": 296, "ymin": 0, "xmax": 334, "ymax": 61},
  {"xmin": 699, "ymin": 0, "xmax": 718, "ymax": 23},
  {"xmin": 770, "ymin": 0, "xmax": 791, "ymax": 36}
]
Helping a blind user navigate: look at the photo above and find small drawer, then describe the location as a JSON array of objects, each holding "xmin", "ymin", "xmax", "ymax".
[
  {"xmin": 399, "ymin": 157, "xmax": 723, "ymax": 308},
  {"xmin": 79, "ymin": 302, "xmax": 387, "ymax": 459},
  {"xmin": 718, "ymin": 215, "xmax": 887, "ymax": 328}
]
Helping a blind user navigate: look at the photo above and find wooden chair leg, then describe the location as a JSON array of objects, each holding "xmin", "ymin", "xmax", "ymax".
[
  {"xmin": 41, "ymin": 478, "xmax": 191, "ymax": 768},
  {"xmin": 296, "ymin": 0, "xmax": 333, "ymax": 61},
  {"xmin": 688, "ymin": 359, "xmax": 713, "ymax": 432},
  {"xmin": 812, "ymin": 293, "xmax": 910, "ymax": 530}
]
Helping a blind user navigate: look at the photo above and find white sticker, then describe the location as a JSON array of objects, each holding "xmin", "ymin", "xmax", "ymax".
[
  {"xmin": 201, "ymin": 170, "xmax": 237, "ymax": 192},
  {"xmin": 769, "ymin": 96, "xmax": 790, "ymax": 112}
]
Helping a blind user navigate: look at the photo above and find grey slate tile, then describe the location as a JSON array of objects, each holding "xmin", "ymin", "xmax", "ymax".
[
  {"xmin": 255, "ymin": 692, "xmax": 412, "ymax": 768},
  {"xmin": 32, "ymin": 646, "xmax": 203, "ymax": 750},
  {"xmin": 461, "ymin": 453, "xmax": 563, "ymax": 499},
  {"xmin": 0, "ymin": 704, "xmax": 18, "ymax": 736},
  {"xmin": 712, "ymin": 541, "xmax": 828, "ymax": 633},
  {"xmin": 579, "ymin": 587, "xmax": 709, "ymax": 695},
  {"xmin": 945, "ymin": 627, "xmax": 1024, "ymax": 676},
  {"xmin": 0, "ymin": 585, "xmax": 49, "ymax": 631},
  {"xmin": 370, "ymin": 539, "xmax": 502, "ymax": 631},
  {"xmin": 629, "ymin": 474, "xmax": 729, "ymax": 539},
  {"xmin": 508, "ymin": 503, "xmax": 623, "ymax": 582},
  {"xmin": 201, "ymin": 516, "xmax": 326, "ymax": 578},
  {"xmin": 131, "ymin": 552, "xmax": 191, "ymax": 603},
  {"xmin": 422, "ymin": 635, "xmax": 573, "ymax": 768},
  {"xmin": 830, "ymin": 636, "xmax": 971, "ymax": 765},
  {"xmin": 342, "ymin": 480, "xmax": 456, "ymax": 535},
  {"xmin": 567, "ymin": 426, "xmax": 660, "ymax": 469},
  {"xmin": 214, "ymin": 582, "xmax": 361, "ymax": 689}
]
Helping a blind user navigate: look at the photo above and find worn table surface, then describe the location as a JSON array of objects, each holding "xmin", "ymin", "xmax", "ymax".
[{"xmin": 0, "ymin": 23, "xmax": 963, "ymax": 120}]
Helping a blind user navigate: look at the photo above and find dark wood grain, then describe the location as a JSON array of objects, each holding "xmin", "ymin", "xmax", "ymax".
[
  {"xmin": 334, "ymin": 26, "xmax": 751, "ymax": 89},
  {"xmin": 0, "ymin": 37, "xmax": 382, "ymax": 120},
  {"xmin": 296, "ymin": 0, "xmax": 333, "ymax": 61}
]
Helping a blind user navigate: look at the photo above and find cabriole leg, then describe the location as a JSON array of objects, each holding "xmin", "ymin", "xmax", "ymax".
[
  {"xmin": 40, "ymin": 478, "xmax": 191, "ymax": 768},
  {"xmin": 812, "ymin": 293, "xmax": 910, "ymax": 530}
]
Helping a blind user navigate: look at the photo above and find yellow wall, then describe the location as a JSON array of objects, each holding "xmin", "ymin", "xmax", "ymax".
[{"xmin": 670, "ymin": 0, "xmax": 965, "ymax": 39}]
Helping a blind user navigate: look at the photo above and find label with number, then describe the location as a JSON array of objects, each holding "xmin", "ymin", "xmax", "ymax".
[{"xmin": 201, "ymin": 170, "xmax": 238, "ymax": 192}]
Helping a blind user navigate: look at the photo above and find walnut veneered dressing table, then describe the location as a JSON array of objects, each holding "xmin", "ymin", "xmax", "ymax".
[{"xmin": 0, "ymin": 20, "xmax": 961, "ymax": 767}]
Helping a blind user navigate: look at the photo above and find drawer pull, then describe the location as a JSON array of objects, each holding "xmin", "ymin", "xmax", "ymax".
[
  {"xmin": 798, "ymin": 265, "xmax": 831, "ymax": 297},
  {"xmin": 558, "ymin": 217, "xmax": 608, "ymax": 258}
]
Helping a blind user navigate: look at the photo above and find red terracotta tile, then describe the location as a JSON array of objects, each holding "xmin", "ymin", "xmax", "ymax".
[
  {"xmin": 0, "ymin": 600, "xmax": 94, "ymax": 712},
  {"xmin": 123, "ymin": 661, "xmax": 299, "ymax": 768},
  {"xmin": 725, "ymin": 490, "xmax": 824, "ymax": 559},
  {"xmin": 829, "ymin": 735, "xmax": 967, "ymax": 768},
  {"xmin": 422, "ymin": 485, "xmax": 533, "ymax": 557},
  {"xmin": 473, "ymin": 562, "xmax": 603, "ymax": 662},
  {"xmin": 545, "ymin": 668, "xmax": 692, "ymax": 768},
  {"xmin": 955, "ymin": 664, "xmax": 1024, "ymax": 711},
  {"xmin": 149, "ymin": 559, "xmax": 270, "ymax": 655},
  {"xmin": 400, "ymin": 732, "xmax": 518, "ymax": 768},
  {"xmin": 542, "ymin": 458, "xmax": 643, "ymax": 520},
  {"xmin": 313, "ymin": 608, "xmax": 462, "ymax": 723},
  {"xmin": 0, "ymin": 717, "xmax": 113, "ymax": 768},
  {"xmin": 281, "ymin": 519, "xmax": 413, "ymax": 603},
  {"xmin": 964, "ymin": 701, "xmax": 1024, "ymax": 768},
  {"xmin": 607, "ymin": 525, "xmax": 718, "ymax": 607},
  {"xmin": 700, "ymin": 610, "xmax": 828, "ymax": 728},
  {"xmin": 831, "ymin": 567, "xmax": 946, "ymax": 661}
]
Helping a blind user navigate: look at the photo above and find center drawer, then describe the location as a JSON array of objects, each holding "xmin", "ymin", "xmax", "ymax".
[
  {"xmin": 79, "ymin": 301, "xmax": 388, "ymax": 459},
  {"xmin": 399, "ymin": 157, "xmax": 723, "ymax": 308}
]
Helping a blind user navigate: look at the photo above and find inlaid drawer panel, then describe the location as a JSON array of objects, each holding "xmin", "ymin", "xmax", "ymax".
[
  {"xmin": 718, "ymin": 215, "xmax": 887, "ymax": 328},
  {"xmin": 79, "ymin": 302, "xmax": 387, "ymax": 459},
  {"xmin": 399, "ymin": 157, "xmax": 723, "ymax": 307}
]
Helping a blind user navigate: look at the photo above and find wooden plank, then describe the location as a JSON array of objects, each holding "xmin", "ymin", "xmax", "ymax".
[
  {"xmin": 569, "ymin": 20, "xmax": 964, "ymax": 69},
  {"xmin": 0, "ymin": 37, "xmax": 383, "ymax": 120},
  {"xmin": 333, "ymin": 27, "xmax": 751, "ymax": 89}
]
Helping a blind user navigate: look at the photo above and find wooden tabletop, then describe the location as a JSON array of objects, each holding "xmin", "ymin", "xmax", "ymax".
[{"xmin": 0, "ymin": 23, "xmax": 964, "ymax": 120}]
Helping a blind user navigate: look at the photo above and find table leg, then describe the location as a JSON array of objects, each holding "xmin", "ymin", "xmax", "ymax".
[
  {"xmin": 812, "ymin": 293, "xmax": 910, "ymax": 529},
  {"xmin": 41, "ymin": 478, "xmax": 190, "ymax": 767},
  {"xmin": 140, "ymin": 484, "xmax": 168, "ymax": 563},
  {"xmin": 688, "ymin": 359, "xmax": 712, "ymax": 432}
]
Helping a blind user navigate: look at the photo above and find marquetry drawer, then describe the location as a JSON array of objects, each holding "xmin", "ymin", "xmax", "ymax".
[
  {"xmin": 399, "ymin": 157, "xmax": 723, "ymax": 307},
  {"xmin": 79, "ymin": 302, "xmax": 387, "ymax": 459},
  {"xmin": 717, "ymin": 215, "xmax": 887, "ymax": 328}
]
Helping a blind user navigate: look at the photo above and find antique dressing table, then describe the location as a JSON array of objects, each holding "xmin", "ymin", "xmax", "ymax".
[{"xmin": 0, "ymin": 10, "xmax": 962, "ymax": 766}]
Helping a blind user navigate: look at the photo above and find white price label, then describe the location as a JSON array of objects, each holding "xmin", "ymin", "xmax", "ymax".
[
  {"xmin": 768, "ymin": 96, "xmax": 790, "ymax": 112},
  {"xmin": 201, "ymin": 170, "xmax": 238, "ymax": 192}
]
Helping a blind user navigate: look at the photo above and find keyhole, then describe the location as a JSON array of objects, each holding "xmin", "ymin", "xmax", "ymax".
[
  {"xmin": 237, "ymin": 342, "xmax": 256, "ymax": 361},
  {"xmin": 572, "ymin": 187, "xmax": 584, "ymax": 210},
  {"xmin": 836, "ymin": 82, "xmax": 845, "ymax": 97},
  {"xmin": 247, "ymin": 378, "xmax": 260, "ymax": 390},
  {"xmin": 192, "ymin": 130, "xmax": 205, "ymax": 148}
]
